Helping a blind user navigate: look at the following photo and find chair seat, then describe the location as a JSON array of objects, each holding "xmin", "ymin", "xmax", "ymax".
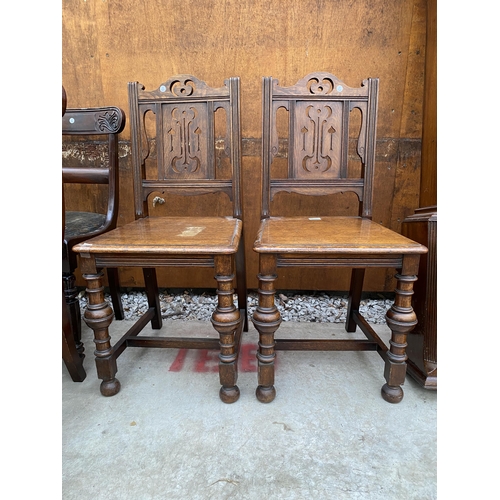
[
  {"xmin": 73, "ymin": 216, "xmax": 243, "ymax": 256},
  {"xmin": 254, "ymin": 216, "xmax": 428, "ymax": 255},
  {"xmin": 65, "ymin": 211, "xmax": 106, "ymax": 239}
]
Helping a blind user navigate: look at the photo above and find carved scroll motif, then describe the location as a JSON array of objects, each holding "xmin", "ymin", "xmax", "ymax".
[
  {"xmin": 97, "ymin": 110, "xmax": 120, "ymax": 132},
  {"xmin": 169, "ymin": 79, "xmax": 196, "ymax": 97},
  {"xmin": 301, "ymin": 105, "xmax": 334, "ymax": 173},
  {"xmin": 307, "ymin": 77, "xmax": 334, "ymax": 95},
  {"xmin": 169, "ymin": 106, "xmax": 201, "ymax": 174}
]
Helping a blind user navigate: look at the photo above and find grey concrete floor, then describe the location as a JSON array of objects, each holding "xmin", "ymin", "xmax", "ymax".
[{"xmin": 62, "ymin": 318, "xmax": 437, "ymax": 500}]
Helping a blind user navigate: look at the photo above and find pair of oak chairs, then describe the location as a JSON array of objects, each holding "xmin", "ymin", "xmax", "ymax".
[{"xmin": 63, "ymin": 72, "xmax": 427, "ymax": 404}]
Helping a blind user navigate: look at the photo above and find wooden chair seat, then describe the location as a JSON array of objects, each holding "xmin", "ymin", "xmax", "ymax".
[
  {"xmin": 64, "ymin": 211, "xmax": 107, "ymax": 239},
  {"xmin": 75, "ymin": 216, "xmax": 242, "ymax": 256},
  {"xmin": 255, "ymin": 216, "xmax": 426, "ymax": 254}
]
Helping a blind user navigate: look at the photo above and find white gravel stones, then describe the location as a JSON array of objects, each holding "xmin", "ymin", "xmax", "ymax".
[
  {"xmin": 265, "ymin": 292, "xmax": 392, "ymax": 324},
  {"xmin": 79, "ymin": 289, "xmax": 392, "ymax": 324}
]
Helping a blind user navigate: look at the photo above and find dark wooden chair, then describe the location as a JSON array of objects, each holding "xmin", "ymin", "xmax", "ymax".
[
  {"xmin": 252, "ymin": 73, "xmax": 427, "ymax": 404},
  {"xmin": 62, "ymin": 85, "xmax": 86, "ymax": 382},
  {"xmin": 73, "ymin": 75, "xmax": 247, "ymax": 403},
  {"xmin": 62, "ymin": 102, "xmax": 126, "ymax": 363}
]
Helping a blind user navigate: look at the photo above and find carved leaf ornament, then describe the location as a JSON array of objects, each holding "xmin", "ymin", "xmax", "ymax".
[{"xmin": 97, "ymin": 110, "xmax": 120, "ymax": 132}]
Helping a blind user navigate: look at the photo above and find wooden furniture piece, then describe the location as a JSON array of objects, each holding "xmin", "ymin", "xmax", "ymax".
[
  {"xmin": 63, "ymin": 104, "xmax": 126, "ymax": 361},
  {"xmin": 73, "ymin": 75, "xmax": 247, "ymax": 403},
  {"xmin": 402, "ymin": 207, "xmax": 437, "ymax": 388},
  {"xmin": 62, "ymin": 85, "xmax": 86, "ymax": 382},
  {"xmin": 252, "ymin": 73, "xmax": 427, "ymax": 404},
  {"xmin": 399, "ymin": 1, "xmax": 437, "ymax": 390}
]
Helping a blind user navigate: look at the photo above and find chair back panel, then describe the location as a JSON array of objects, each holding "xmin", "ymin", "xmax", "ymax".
[
  {"xmin": 129, "ymin": 75, "xmax": 242, "ymax": 219},
  {"xmin": 290, "ymin": 99, "xmax": 344, "ymax": 180},
  {"xmin": 262, "ymin": 72, "xmax": 378, "ymax": 218},
  {"xmin": 158, "ymin": 101, "xmax": 213, "ymax": 180}
]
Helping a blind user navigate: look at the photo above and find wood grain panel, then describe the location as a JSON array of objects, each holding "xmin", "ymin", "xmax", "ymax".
[{"xmin": 420, "ymin": 0, "xmax": 437, "ymax": 207}]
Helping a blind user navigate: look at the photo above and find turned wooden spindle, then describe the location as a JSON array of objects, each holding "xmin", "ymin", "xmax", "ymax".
[
  {"xmin": 252, "ymin": 254, "xmax": 282, "ymax": 403},
  {"xmin": 382, "ymin": 255, "xmax": 420, "ymax": 403},
  {"xmin": 211, "ymin": 255, "xmax": 241, "ymax": 403},
  {"xmin": 82, "ymin": 270, "xmax": 120, "ymax": 397}
]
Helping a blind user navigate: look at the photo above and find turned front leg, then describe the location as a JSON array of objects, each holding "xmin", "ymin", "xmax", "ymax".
[
  {"xmin": 251, "ymin": 254, "xmax": 281, "ymax": 403},
  {"xmin": 383, "ymin": 254, "xmax": 420, "ymax": 403},
  {"xmin": 82, "ymin": 270, "xmax": 120, "ymax": 397},
  {"xmin": 211, "ymin": 255, "xmax": 241, "ymax": 404}
]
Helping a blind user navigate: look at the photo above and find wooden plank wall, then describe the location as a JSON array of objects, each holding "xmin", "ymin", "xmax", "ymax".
[{"xmin": 62, "ymin": 0, "xmax": 428, "ymax": 292}]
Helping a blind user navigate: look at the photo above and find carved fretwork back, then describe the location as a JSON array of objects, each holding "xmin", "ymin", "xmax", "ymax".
[
  {"xmin": 261, "ymin": 72, "xmax": 378, "ymax": 219},
  {"xmin": 128, "ymin": 75, "xmax": 242, "ymax": 219}
]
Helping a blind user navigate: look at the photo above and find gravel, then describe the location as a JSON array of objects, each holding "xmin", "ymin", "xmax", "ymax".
[{"xmin": 79, "ymin": 289, "xmax": 393, "ymax": 324}]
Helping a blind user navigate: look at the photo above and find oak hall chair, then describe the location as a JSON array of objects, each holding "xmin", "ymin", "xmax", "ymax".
[
  {"xmin": 73, "ymin": 75, "xmax": 247, "ymax": 403},
  {"xmin": 63, "ymin": 103, "xmax": 126, "ymax": 363},
  {"xmin": 251, "ymin": 73, "xmax": 428, "ymax": 404}
]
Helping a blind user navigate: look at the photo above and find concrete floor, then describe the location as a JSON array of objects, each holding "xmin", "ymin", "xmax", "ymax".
[{"xmin": 62, "ymin": 318, "xmax": 437, "ymax": 500}]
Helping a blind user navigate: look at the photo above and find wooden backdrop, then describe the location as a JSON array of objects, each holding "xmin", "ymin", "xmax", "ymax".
[{"xmin": 62, "ymin": 0, "xmax": 429, "ymax": 292}]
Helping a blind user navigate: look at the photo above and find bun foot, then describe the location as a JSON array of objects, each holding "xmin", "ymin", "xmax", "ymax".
[
  {"xmin": 220, "ymin": 385, "xmax": 240, "ymax": 404},
  {"xmin": 256, "ymin": 385, "xmax": 276, "ymax": 403},
  {"xmin": 381, "ymin": 383, "xmax": 404, "ymax": 404},
  {"xmin": 100, "ymin": 378, "xmax": 121, "ymax": 397}
]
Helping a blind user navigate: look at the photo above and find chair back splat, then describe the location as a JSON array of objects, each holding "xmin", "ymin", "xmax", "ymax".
[
  {"xmin": 261, "ymin": 73, "xmax": 378, "ymax": 219},
  {"xmin": 73, "ymin": 76, "xmax": 247, "ymax": 403},
  {"xmin": 128, "ymin": 75, "xmax": 243, "ymax": 221},
  {"xmin": 252, "ymin": 72, "xmax": 427, "ymax": 405}
]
